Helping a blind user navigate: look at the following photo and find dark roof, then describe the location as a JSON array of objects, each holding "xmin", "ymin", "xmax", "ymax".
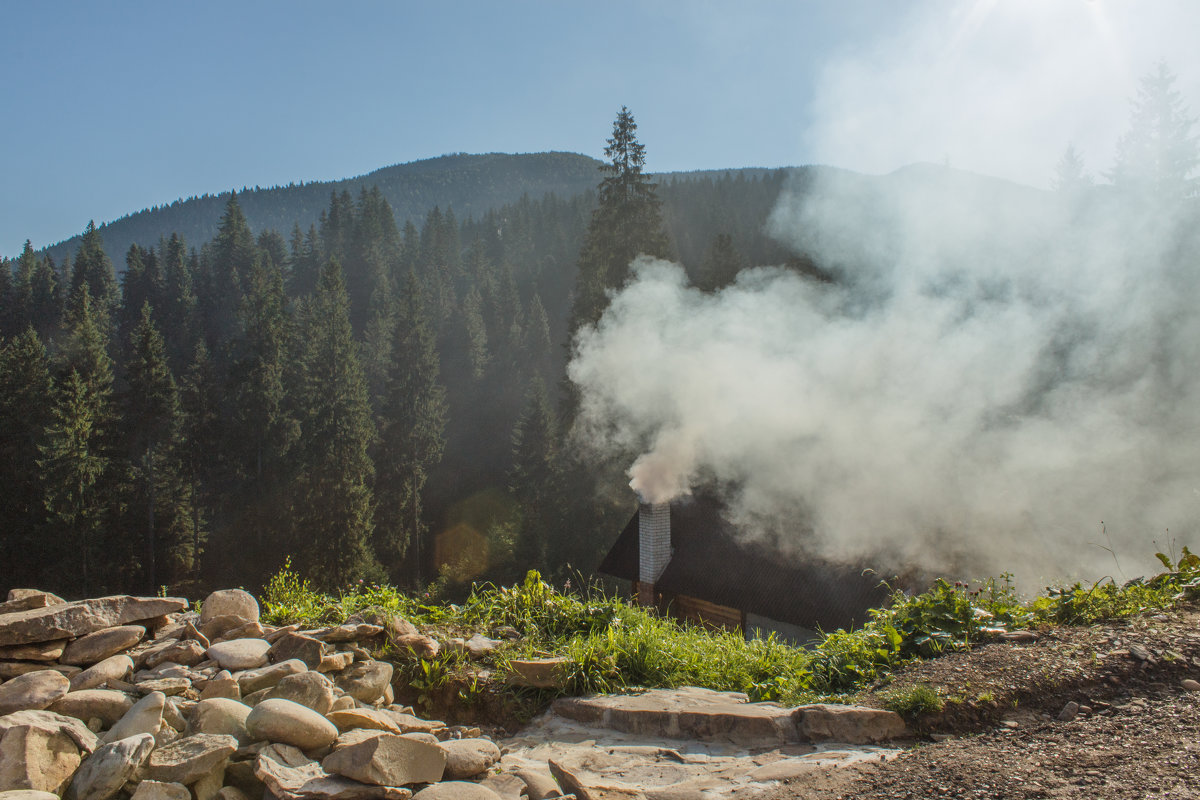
[{"xmin": 598, "ymin": 494, "xmax": 894, "ymax": 632}]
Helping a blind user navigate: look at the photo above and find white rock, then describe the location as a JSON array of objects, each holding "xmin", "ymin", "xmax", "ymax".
[
  {"xmin": 69, "ymin": 654, "xmax": 135, "ymax": 692},
  {"xmin": 200, "ymin": 591, "xmax": 259, "ymax": 626},
  {"xmin": 439, "ymin": 737, "xmax": 501, "ymax": 780},
  {"xmin": 207, "ymin": 639, "xmax": 271, "ymax": 671},
  {"xmin": 103, "ymin": 690, "xmax": 166, "ymax": 743},
  {"xmin": 48, "ymin": 690, "xmax": 133, "ymax": 728},
  {"xmin": 60, "ymin": 626, "xmax": 145, "ymax": 666},
  {"xmin": 129, "ymin": 780, "xmax": 191, "ymax": 800},
  {"xmin": 145, "ymin": 733, "xmax": 239, "ymax": 784}
]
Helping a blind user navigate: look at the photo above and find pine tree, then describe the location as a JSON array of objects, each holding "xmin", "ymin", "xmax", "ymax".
[
  {"xmin": 509, "ymin": 376, "xmax": 560, "ymax": 570},
  {"xmin": 1110, "ymin": 63, "xmax": 1199, "ymax": 200},
  {"xmin": 376, "ymin": 271, "xmax": 448, "ymax": 585},
  {"xmin": 569, "ymin": 106, "xmax": 671, "ymax": 336},
  {"xmin": 178, "ymin": 341, "xmax": 219, "ymax": 586},
  {"xmin": 1052, "ymin": 144, "xmax": 1093, "ymax": 194},
  {"xmin": 293, "ymin": 259, "xmax": 382, "ymax": 589},
  {"xmin": 463, "ymin": 285, "xmax": 490, "ymax": 380},
  {"xmin": 161, "ymin": 233, "xmax": 198, "ymax": 372},
  {"xmin": 10, "ymin": 241, "xmax": 39, "ymax": 335},
  {"xmin": 123, "ymin": 303, "xmax": 190, "ymax": 591},
  {"xmin": 697, "ymin": 233, "xmax": 747, "ymax": 291},
  {"xmin": 68, "ymin": 221, "xmax": 119, "ymax": 325}
]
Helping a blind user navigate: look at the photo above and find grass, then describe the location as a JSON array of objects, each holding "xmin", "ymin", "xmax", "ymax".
[{"xmin": 258, "ymin": 547, "xmax": 1200, "ymax": 713}]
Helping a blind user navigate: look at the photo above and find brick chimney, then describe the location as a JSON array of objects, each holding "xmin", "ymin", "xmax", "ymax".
[{"xmin": 637, "ymin": 501, "xmax": 671, "ymax": 606}]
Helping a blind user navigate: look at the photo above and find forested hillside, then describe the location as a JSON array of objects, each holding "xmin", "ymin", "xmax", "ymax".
[{"xmin": 0, "ymin": 109, "xmax": 817, "ymax": 599}]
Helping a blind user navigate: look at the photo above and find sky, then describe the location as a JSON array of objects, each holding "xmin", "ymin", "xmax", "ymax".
[{"xmin": 2, "ymin": 1, "xmax": 1199, "ymax": 258}]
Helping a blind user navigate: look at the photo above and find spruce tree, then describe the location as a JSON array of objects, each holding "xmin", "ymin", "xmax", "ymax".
[
  {"xmin": 1110, "ymin": 63, "xmax": 1199, "ymax": 200},
  {"xmin": 376, "ymin": 271, "xmax": 448, "ymax": 585},
  {"xmin": 509, "ymin": 376, "xmax": 560, "ymax": 571},
  {"xmin": 293, "ymin": 259, "xmax": 381, "ymax": 589},
  {"xmin": 68, "ymin": 221, "xmax": 119, "ymax": 325},
  {"xmin": 697, "ymin": 233, "xmax": 747, "ymax": 291}
]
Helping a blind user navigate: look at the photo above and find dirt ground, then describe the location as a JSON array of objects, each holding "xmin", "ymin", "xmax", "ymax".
[{"xmin": 756, "ymin": 602, "xmax": 1200, "ymax": 799}]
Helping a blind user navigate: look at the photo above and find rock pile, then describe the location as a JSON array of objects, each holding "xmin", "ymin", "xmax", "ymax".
[{"xmin": 0, "ymin": 589, "xmax": 516, "ymax": 800}]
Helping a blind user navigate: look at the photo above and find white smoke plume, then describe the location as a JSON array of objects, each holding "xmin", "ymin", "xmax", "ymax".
[{"xmin": 567, "ymin": 174, "xmax": 1200, "ymax": 583}]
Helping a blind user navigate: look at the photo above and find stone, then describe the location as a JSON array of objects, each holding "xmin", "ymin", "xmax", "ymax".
[
  {"xmin": 200, "ymin": 590, "xmax": 259, "ymax": 626},
  {"xmin": 0, "ymin": 597, "xmax": 184, "ymax": 647},
  {"xmin": 0, "ymin": 639, "xmax": 67, "ymax": 662},
  {"xmin": 547, "ymin": 760, "xmax": 642, "ymax": 800},
  {"xmin": 999, "ymin": 630, "xmax": 1037, "ymax": 643},
  {"xmin": 0, "ymin": 590, "xmax": 65, "ymax": 612},
  {"xmin": 438, "ymin": 738, "xmax": 501, "ymax": 780},
  {"xmin": 182, "ymin": 621, "xmax": 211, "ymax": 648},
  {"xmin": 514, "ymin": 768, "xmax": 563, "ymax": 800},
  {"xmin": 103, "ymin": 690, "xmax": 166, "ymax": 743},
  {"xmin": 325, "ymin": 708, "xmax": 405, "ymax": 735},
  {"xmin": 49, "ymin": 689, "xmax": 134, "ymax": 727},
  {"xmin": 69, "ymin": 654, "xmax": 135, "ymax": 691},
  {"xmin": 322, "ymin": 732, "xmax": 446, "ymax": 786},
  {"xmin": 199, "ymin": 674, "xmax": 241, "ymax": 701},
  {"xmin": 207, "ymin": 639, "xmax": 271, "ymax": 671},
  {"xmin": 1183, "ymin": 679, "xmax": 1200, "ymax": 691},
  {"xmin": 318, "ymin": 653, "xmax": 355, "ymax": 673},
  {"xmin": 400, "ymin": 732, "xmax": 440, "ymax": 746},
  {"xmin": 264, "ymin": 671, "xmax": 336, "ymax": 715},
  {"xmin": 0, "ymin": 662, "xmax": 58, "ymax": 680},
  {"xmin": 0, "ymin": 723, "xmax": 81, "ymax": 794},
  {"xmin": 312, "ymin": 625, "xmax": 383, "ymax": 644},
  {"xmin": 237, "ymin": 659, "xmax": 307, "ymax": 695},
  {"xmin": 198, "ymin": 615, "xmax": 247, "ymax": 642},
  {"xmin": 270, "ymin": 634, "xmax": 326, "ymax": 669},
  {"xmin": 0, "ymin": 669, "xmax": 70, "ymax": 714},
  {"xmin": 382, "ymin": 616, "xmax": 418, "ymax": 640},
  {"xmin": 794, "ymin": 704, "xmax": 907, "ymax": 744},
  {"xmin": 0, "ymin": 792, "xmax": 60, "ymax": 800},
  {"xmin": 465, "ymin": 634, "xmax": 500, "ymax": 658},
  {"xmin": 380, "ymin": 709, "xmax": 444, "ymax": 735},
  {"xmin": 134, "ymin": 678, "xmax": 191, "ymax": 696},
  {"xmin": 147, "ymin": 639, "xmax": 207, "ymax": 668},
  {"xmin": 0, "ymin": 709, "xmax": 100, "ymax": 753},
  {"xmin": 392, "ymin": 635, "xmax": 439, "ymax": 661},
  {"xmin": 245, "ymin": 698, "xmax": 338, "ymax": 751},
  {"xmin": 334, "ymin": 660, "xmax": 393, "ymax": 704},
  {"xmin": 329, "ymin": 696, "xmax": 355, "ymax": 712},
  {"xmin": 222, "ymin": 760, "xmax": 266, "ymax": 797},
  {"xmin": 254, "ymin": 744, "xmax": 411, "ymax": 800},
  {"xmin": 192, "ymin": 762, "xmax": 226, "ymax": 800},
  {"xmin": 129, "ymin": 781, "xmax": 191, "ymax": 800},
  {"xmin": 145, "ymin": 733, "xmax": 239, "ymax": 784},
  {"xmin": 1057, "ymin": 701, "xmax": 1079, "ymax": 722},
  {"xmin": 508, "ymin": 659, "xmax": 568, "ymax": 690},
  {"xmin": 69, "ymin": 733, "xmax": 156, "ymax": 800},
  {"xmin": 191, "ymin": 698, "xmax": 253, "ymax": 744},
  {"xmin": 60, "ymin": 626, "xmax": 146, "ymax": 666},
  {"xmin": 215, "ymin": 788, "xmax": 250, "ymax": 800},
  {"xmin": 217, "ymin": 621, "xmax": 265, "ymax": 641},
  {"xmin": 411, "ymin": 784, "xmax": 502, "ymax": 800}
]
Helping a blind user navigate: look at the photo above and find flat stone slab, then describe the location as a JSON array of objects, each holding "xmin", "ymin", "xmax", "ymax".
[
  {"xmin": 0, "ymin": 597, "xmax": 186, "ymax": 647},
  {"xmin": 551, "ymin": 687, "xmax": 799, "ymax": 746}
]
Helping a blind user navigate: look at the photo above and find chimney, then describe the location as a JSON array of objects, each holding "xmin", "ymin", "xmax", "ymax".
[{"xmin": 637, "ymin": 501, "xmax": 671, "ymax": 606}]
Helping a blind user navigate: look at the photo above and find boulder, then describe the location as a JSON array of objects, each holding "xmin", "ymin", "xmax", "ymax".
[
  {"xmin": 245, "ymin": 698, "xmax": 338, "ymax": 751},
  {"xmin": 269, "ymin": 634, "xmax": 326, "ymax": 669},
  {"xmin": 321, "ymin": 732, "xmax": 446, "ymax": 786},
  {"xmin": 69, "ymin": 654, "xmax": 135, "ymax": 692},
  {"xmin": 237, "ymin": 659, "xmax": 307, "ymax": 695},
  {"xmin": 380, "ymin": 709, "xmax": 444, "ymax": 735},
  {"xmin": 507, "ymin": 658, "xmax": 567, "ymax": 690},
  {"xmin": 0, "ymin": 792, "xmax": 61, "ymax": 800},
  {"xmin": 254, "ymin": 743, "xmax": 411, "ymax": 800},
  {"xmin": 145, "ymin": 733, "xmax": 239, "ymax": 784},
  {"xmin": 0, "ymin": 669, "xmax": 70, "ymax": 714},
  {"xmin": 49, "ymin": 689, "xmax": 134, "ymax": 727},
  {"xmin": 69, "ymin": 733, "xmax": 156, "ymax": 800},
  {"xmin": 0, "ymin": 639, "xmax": 67, "ymax": 662},
  {"xmin": 199, "ymin": 590, "xmax": 259, "ymax": 626},
  {"xmin": 103, "ymin": 690, "xmax": 166, "ymax": 743},
  {"xmin": 215, "ymin": 621, "xmax": 264, "ymax": 642},
  {"xmin": 411, "ymin": 784, "xmax": 502, "ymax": 800},
  {"xmin": 263, "ymin": 671, "xmax": 336, "ymax": 715},
  {"xmin": 191, "ymin": 698, "xmax": 253, "ymax": 744},
  {"xmin": 0, "ymin": 722, "xmax": 81, "ymax": 794},
  {"xmin": 146, "ymin": 639, "xmax": 207, "ymax": 668},
  {"xmin": 325, "ymin": 709, "xmax": 404, "ymax": 734},
  {"xmin": 0, "ymin": 597, "xmax": 184, "ymax": 647},
  {"xmin": 334, "ymin": 660, "xmax": 392, "ymax": 704},
  {"xmin": 60, "ymin": 625, "xmax": 146, "ymax": 666},
  {"xmin": 199, "ymin": 674, "xmax": 241, "ymax": 701},
  {"xmin": 214, "ymin": 787, "xmax": 250, "ymax": 800},
  {"xmin": 192, "ymin": 762, "xmax": 226, "ymax": 800},
  {"xmin": 198, "ymin": 615, "xmax": 247, "ymax": 642},
  {"xmin": 0, "ymin": 590, "xmax": 65, "ymax": 612},
  {"xmin": 317, "ymin": 653, "xmax": 354, "ymax": 673},
  {"xmin": 134, "ymin": 678, "xmax": 191, "ymax": 696},
  {"xmin": 513, "ymin": 768, "xmax": 563, "ymax": 800},
  {"xmin": 0, "ymin": 709, "xmax": 100, "ymax": 752},
  {"xmin": 793, "ymin": 703, "xmax": 908, "ymax": 744},
  {"xmin": 129, "ymin": 781, "xmax": 191, "ymax": 800},
  {"xmin": 207, "ymin": 639, "xmax": 271, "ymax": 671},
  {"xmin": 438, "ymin": 738, "xmax": 501, "ymax": 780}
]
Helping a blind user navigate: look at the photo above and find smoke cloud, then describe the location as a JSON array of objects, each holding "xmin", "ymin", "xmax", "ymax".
[{"xmin": 568, "ymin": 174, "xmax": 1200, "ymax": 583}]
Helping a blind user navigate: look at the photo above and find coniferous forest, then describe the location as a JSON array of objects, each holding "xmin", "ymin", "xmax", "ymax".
[{"xmin": 0, "ymin": 109, "xmax": 809, "ymax": 598}]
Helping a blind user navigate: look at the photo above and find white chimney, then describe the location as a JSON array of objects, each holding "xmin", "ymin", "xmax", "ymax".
[{"xmin": 637, "ymin": 502, "xmax": 671, "ymax": 604}]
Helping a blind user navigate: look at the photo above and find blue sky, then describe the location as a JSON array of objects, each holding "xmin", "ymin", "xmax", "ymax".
[{"xmin": 2, "ymin": 1, "xmax": 1197, "ymax": 257}]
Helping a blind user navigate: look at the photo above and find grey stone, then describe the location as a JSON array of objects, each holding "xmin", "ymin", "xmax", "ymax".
[
  {"xmin": 69, "ymin": 733, "xmax": 156, "ymax": 800},
  {"xmin": 199, "ymin": 590, "xmax": 259, "ymax": 626},
  {"xmin": 145, "ymin": 733, "xmax": 238, "ymax": 784},
  {"xmin": 146, "ymin": 639, "xmax": 207, "ymax": 669},
  {"xmin": 60, "ymin": 626, "xmax": 146, "ymax": 666},
  {"xmin": 264, "ymin": 671, "xmax": 336, "ymax": 715},
  {"xmin": 190, "ymin": 698, "xmax": 253, "ymax": 744},
  {"xmin": 245, "ymin": 698, "xmax": 338, "ymax": 751},
  {"xmin": 0, "ymin": 597, "xmax": 184, "ymax": 647},
  {"xmin": 438, "ymin": 737, "xmax": 501, "ymax": 780},
  {"xmin": 254, "ymin": 744, "xmax": 411, "ymax": 800},
  {"xmin": 129, "ymin": 780, "xmax": 191, "ymax": 800},
  {"xmin": 334, "ymin": 660, "xmax": 393, "ymax": 704},
  {"xmin": 207, "ymin": 639, "xmax": 271, "ymax": 671},
  {"xmin": 507, "ymin": 658, "xmax": 567, "ymax": 690},
  {"xmin": 0, "ymin": 639, "xmax": 67, "ymax": 662},
  {"xmin": 269, "ymin": 634, "xmax": 326, "ymax": 669},
  {"xmin": 0, "ymin": 669, "xmax": 70, "ymax": 714},
  {"xmin": 237, "ymin": 658, "xmax": 307, "ymax": 695},
  {"xmin": 0, "ymin": 791, "xmax": 61, "ymax": 800},
  {"xmin": 103, "ymin": 690, "xmax": 166, "ymax": 743},
  {"xmin": 0, "ymin": 590, "xmax": 65, "ymax": 613},
  {"xmin": 322, "ymin": 732, "xmax": 446, "ymax": 786},
  {"xmin": 794, "ymin": 703, "xmax": 908, "ymax": 744},
  {"xmin": 411, "ymin": 783, "xmax": 503, "ymax": 800},
  {"xmin": 0, "ymin": 709, "xmax": 100, "ymax": 753},
  {"xmin": 69, "ymin": 654, "xmax": 135, "ymax": 691},
  {"xmin": 514, "ymin": 768, "xmax": 563, "ymax": 800},
  {"xmin": 0, "ymin": 723, "xmax": 81, "ymax": 794},
  {"xmin": 1057, "ymin": 701, "xmax": 1079, "ymax": 722},
  {"xmin": 49, "ymin": 689, "xmax": 134, "ymax": 727}
]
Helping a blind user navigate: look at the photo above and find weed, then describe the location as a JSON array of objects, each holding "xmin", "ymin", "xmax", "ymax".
[{"xmin": 883, "ymin": 684, "xmax": 944, "ymax": 716}]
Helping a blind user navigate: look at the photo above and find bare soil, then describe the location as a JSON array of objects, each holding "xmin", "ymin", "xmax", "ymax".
[{"xmin": 756, "ymin": 602, "xmax": 1200, "ymax": 799}]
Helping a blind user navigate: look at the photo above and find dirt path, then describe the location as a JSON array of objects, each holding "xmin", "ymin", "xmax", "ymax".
[{"xmin": 754, "ymin": 603, "xmax": 1200, "ymax": 799}]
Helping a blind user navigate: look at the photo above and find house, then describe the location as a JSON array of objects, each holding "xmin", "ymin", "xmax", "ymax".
[{"xmin": 598, "ymin": 493, "xmax": 898, "ymax": 644}]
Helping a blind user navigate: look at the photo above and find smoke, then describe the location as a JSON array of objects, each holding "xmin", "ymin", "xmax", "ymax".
[{"xmin": 567, "ymin": 174, "xmax": 1200, "ymax": 582}]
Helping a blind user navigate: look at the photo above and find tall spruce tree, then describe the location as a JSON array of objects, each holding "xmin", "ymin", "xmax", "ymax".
[
  {"xmin": 376, "ymin": 271, "xmax": 448, "ymax": 585},
  {"xmin": 293, "ymin": 259, "xmax": 381, "ymax": 589},
  {"xmin": 68, "ymin": 222, "xmax": 119, "ymax": 326},
  {"xmin": 1110, "ymin": 63, "xmax": 1199, "ymax": 200},
  {"xmin": 509, "ymin": 376, "xmax": 559, "ymax": 571}
]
